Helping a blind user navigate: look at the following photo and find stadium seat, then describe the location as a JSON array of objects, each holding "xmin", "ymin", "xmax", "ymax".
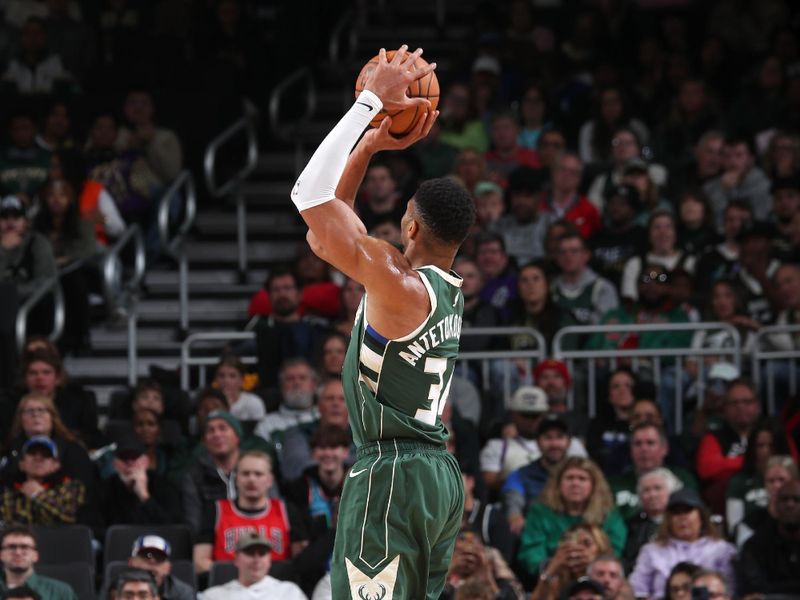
[
  {"xmin": 37, "ymin": 562, "xmax": 96, "ymax": 600},
  {"xmin": 208, "ymin": 561, "xmax": 237, "ymax": 587},
  {"xmin": 104, "ymin": 559, "xmax": 196, "ymax": 590},
  {"xmin": 32, "ymin": 525, "xmax": 94, "ymax": 566},
  {"xmin": 103, "ymin": 525, "xmax": 193, "ymax": 566}
]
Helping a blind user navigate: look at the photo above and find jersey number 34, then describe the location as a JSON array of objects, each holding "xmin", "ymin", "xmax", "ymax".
[{"xmin": 414, "ymin": 356, "xmax": 453, "ymax": 426}]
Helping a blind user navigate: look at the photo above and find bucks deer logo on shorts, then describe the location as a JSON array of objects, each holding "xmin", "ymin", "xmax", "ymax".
[{"xmin": 345, "ymin": 556, "xmax": 399, "ymax": 600}]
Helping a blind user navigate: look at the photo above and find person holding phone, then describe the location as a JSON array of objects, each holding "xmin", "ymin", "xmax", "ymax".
[{"xmin": 689, "ymin": 569, "xmax": 731, "ymax": 600}]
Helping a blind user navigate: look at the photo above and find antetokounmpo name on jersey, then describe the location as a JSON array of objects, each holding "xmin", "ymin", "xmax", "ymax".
[{"xmin": 398, "ymin": 313, "xmax": 462, "ymax": 366}]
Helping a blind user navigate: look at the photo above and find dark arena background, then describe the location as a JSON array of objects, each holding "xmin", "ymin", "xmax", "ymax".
[{"xmin": 1, "ymin": 0, "xmax": 800, "ymax": 598}]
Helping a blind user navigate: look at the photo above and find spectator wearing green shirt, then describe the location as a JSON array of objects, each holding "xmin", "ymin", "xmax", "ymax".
[
  {"xmin": 0, "ymin": 526, "xmax": 77, "ymax": 600},
  {"xmin": 610, "ymin": 423, "xmax": 698, "ymax": 520},
  {"xmin": 517, "ymin": 456, "xmax": 627, "ymax": 578}
]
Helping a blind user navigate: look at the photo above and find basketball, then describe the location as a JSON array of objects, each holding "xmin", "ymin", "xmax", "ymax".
[{"xmin": 354, "ymin": 50, "xmax": 440, "ymax": 136}]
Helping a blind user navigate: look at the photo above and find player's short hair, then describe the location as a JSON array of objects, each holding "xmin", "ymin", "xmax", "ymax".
[{"xmin": 414, "ymin": 178, "xmax": 475, "ymax": 246}]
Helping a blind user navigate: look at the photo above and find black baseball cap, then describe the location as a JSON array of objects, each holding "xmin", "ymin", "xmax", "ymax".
[
  {"xmin": 667, "ymin": 488, "xmax": 705, "ymax": 511},
  {"xmin": 605, "ymin": 183, "xmax": 641, "ymax": 211},
  {"xmin": 0, "ymin": 195, "xmax": 25, "ymax": 218},
  {"xmin": 735, "ymin": 221, "xmax": 774, "ymax": 244},
  {"xmin": 771, "ymin": 176, "xmax": 800, "ymax": 194},
  {"xmin": 566, "ymin": 577, "xmax": 605, "ymax": 598},
  {"xmin": 536, "ymin": 413, "xmax": 569, "ymax": 438}
]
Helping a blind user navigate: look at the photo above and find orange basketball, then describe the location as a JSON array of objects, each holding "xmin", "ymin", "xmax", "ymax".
[{"xmin": 354, "ymin": 50, "xmax": 440, "ymax": 136}]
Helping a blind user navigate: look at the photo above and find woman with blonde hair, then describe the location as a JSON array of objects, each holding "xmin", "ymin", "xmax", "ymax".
[
  {"xmin": 629, "ymin": 488, "xmax": 735, "ymax": 599},
  {"xmin": 2, "ymin": 393, "xmax": 93, "ymax": 489},
  {"xmin": 531, "ymin": 523, "xmax": 612, "ymax": 600},
  {"xmin": 517, "ymin": 456, "xmax": 627, "ymax": 578}
]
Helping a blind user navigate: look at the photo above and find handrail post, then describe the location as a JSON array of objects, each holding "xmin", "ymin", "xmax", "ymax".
[
  {"xmin": 158, "ymin": 170, "xmax": 197, "ymax": 337},
  {"xmin": 102, "ymin": 223, "xmax": 145, "ymax": 383},
  {"xmin": 15, "ymin": 276, "xmax": 65, "ymax": 353},
  {"xmin": 204, "ymin": 99, "xmax": 259, "ymax": 282},
  {"xmin": 268, "ymin": 68, "xmax": 317, "ymax": 177}
]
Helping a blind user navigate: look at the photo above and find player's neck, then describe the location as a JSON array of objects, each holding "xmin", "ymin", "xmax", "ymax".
[{"xmin": 404, "ymin": 244, "xmax": 455, "ymax": 274}]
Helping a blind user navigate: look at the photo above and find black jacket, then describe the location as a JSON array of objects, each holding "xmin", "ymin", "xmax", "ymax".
[{"xmin": 737, "ymin": 519, "xmax": 800, "ymax": 596}]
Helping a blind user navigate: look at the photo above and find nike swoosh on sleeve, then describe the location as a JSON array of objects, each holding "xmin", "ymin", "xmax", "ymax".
[{"xmin": 356, "ymin": 102, "xmax": 374, "ymax": 112}]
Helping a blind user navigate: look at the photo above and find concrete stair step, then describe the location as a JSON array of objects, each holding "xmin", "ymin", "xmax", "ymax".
[
  {"xmin": 65, "ymin": 356, "xmax": 180, "ymax": 382},
  {"xmin": 194, "ymin": 210, "xmax": 304, "ymax": 237},
  {"xmin": 183, "ymin": 239, "xmax": 298, "ymax": 264},
  {"xmin": 137, "ymin": 297, "xmax": 249, "ymax": 321}
]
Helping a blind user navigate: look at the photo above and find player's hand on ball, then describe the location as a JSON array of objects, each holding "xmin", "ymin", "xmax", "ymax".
[
  {"xmin": 365, "ymin": 45, "xmax": 436, "ymax": 112},
  {"xmin": 362, "ymin": 109, "xmax": 439, "ymax": 152}
]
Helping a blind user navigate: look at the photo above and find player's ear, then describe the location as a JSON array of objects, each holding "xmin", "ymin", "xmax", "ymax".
[{"xmin": 408, "ymin": 218, "xmax": 420, "ymax": 239}]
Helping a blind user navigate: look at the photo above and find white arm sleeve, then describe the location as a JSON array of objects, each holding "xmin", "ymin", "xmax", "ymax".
[{"xmin": 290, "ymin": 90, "xmax": 383, "ymax": 211}]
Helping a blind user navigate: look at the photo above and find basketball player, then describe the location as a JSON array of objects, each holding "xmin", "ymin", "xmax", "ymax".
[{"xmin": 290, "ymin": 46, "xmax": 475, "ymax": 599}]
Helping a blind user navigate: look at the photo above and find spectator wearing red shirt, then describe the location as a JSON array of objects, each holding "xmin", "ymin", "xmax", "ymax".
[
  {"xmin": 484, "ymin": 110, "xmax": 541, "ymax": 188},
  {"xmin": 696, "ymin": 379, "xmax": 762, "ymax": 513},
  {"xmin": 193, "ymin": 450, "xmax": 307, "ymax": 574},
  {"xmin": 539, "ymin": 152, "xmax": 601, "ymax": 239}
]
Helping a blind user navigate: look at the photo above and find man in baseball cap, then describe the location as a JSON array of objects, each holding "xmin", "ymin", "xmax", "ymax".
[
  {"xmin": 533, "ymin": 359, "xmax": 589, "ymax": 440},
  {"xmin": 198, "ymin": 532, "xmax": 305, "ymax": 600},
  {"xmin": 480, "ymin": 386, "xmax": 587, "ymax": 491},
  {"xmin": 100, "ymin": 535, "xmax": 194, "ymax": 600},
  {"xmin": 502, "ymin": 413, "xmax": 576, "ymax": 533}
]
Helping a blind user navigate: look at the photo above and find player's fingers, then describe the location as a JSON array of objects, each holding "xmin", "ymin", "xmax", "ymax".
[
  {"xmin": 409, "ymin": 111, "xmax": 428, "ymax": 138},
  {"xmin": 378, "ymin": 48, "xmax": 388, "ymax": 65},
  {"xmin": 391, "ymin": 45, "xmax": 408, "ymax": 64},
  {"xmin": 405, "ymin": 47, "xmax": 423, "ymax": 67},
  {"xmin": 405, "ymin": 97, "xmax": 432, "ymax": 111},
  {"xmin": 378, "ymin": 117, "xmax": 392, "ymax": 134},
  {"xmin": 421, "ymin": 110, "xmax": 439, "ymax": 137},
  {"xmin": 409, "ymin": 62, "xmax": 436, "ymax": 81}
]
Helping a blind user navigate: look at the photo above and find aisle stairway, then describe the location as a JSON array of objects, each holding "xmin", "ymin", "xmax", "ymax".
[{"xmin": 65, "ymin": 0, "xmax": 478, "ymax": 413}]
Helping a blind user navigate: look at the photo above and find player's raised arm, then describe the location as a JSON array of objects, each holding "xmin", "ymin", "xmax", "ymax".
[{"xmin": 290, "ymin": 46, "xmax": 435, "ymax": 288}]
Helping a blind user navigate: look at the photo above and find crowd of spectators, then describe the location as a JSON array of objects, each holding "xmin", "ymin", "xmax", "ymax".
[{"xmin": 5, "ymin": 0, "xmax": 800, "ymax": 599}]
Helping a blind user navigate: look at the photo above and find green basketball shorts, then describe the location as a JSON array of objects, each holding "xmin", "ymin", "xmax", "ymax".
[{"xmin": 330, "ymin": 439, "xmax": 464, "ymax": 600}]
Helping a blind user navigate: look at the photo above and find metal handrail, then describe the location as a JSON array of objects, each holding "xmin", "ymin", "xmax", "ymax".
[
  {"xmin": 179, "ymin": 326, "xmax": 547, "ymax": 391},
  {"xmin": 268, "ymin": 67, "xmax": 317, "ymax": 142},
  {"xmin": 328, "ymin": 10, "xmax": 358, "ymax": 65},
  {"xmin": 553, "ymin": 321, "xmax": 742, "ymax": 432},
  {"xmin": 203, "ymin": 101, "xmax": 259, "ymax": 280},
  {"xmin": 158, "ymin": 170, "xmax": 197, "ymax": 334},
  {"xmin": 204, "ymin": 99, "xmax": 259, "ymax": 199},
  {"xmin": 102, "ymin": 224, "xmax": 145, "ymax": 386},
  {"xmin": 102, "ymin": 224, "xmax": 145, "ymax": 311},
  {"xmin": 553, "ymin": 321, "xmax": 743, "ymax": 368},
  {"xmin": 752, "ymin": 324, "xmax": 800, "ymax": 414},
  {"xmin": 15, "ymin": 275, "xmax": 65, "ymax": 353}
]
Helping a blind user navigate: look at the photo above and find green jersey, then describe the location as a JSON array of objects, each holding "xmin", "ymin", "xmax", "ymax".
[{"xmin": 342, "ymin": 265, "xmax": 464, "ymax": 447}]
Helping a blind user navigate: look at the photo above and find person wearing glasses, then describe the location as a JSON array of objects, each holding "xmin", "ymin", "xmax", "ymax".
[
  {"xmin": 695, "ymin": 379, "xmax": 762, "ymax": 514},
  {"xmin": 198, "ymin": 532, "xmax": 306, "ymax": 600},
  {"xmin": 587, "ymin": 263, "xmax": 692, "ymax": 360},
  {"xmin": 1, "ymin": 392, "xmax": 94, "ymax": 492},
  {"xmin": 100, "ymin": 536, "xmax": 194, "ymax": 600},
  {"xmin": 0, "ymin": 525, "xmax": 77, "ymax": 599}
]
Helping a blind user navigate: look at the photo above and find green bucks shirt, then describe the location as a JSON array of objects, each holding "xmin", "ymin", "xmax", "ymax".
[{"xmin": 342, "ymin": 266, "xmax": 463, "ymax": 447}]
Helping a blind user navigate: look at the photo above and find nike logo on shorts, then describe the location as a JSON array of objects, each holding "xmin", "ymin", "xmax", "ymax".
[{"xmin": 349, "ymin": 467, "xmax": 368, "ymax": 478}]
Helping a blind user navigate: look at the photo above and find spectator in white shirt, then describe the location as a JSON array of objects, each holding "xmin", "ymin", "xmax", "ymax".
[{"xmin": 198, "ymin": 532, "xmax": 306, "ymax": 600}]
